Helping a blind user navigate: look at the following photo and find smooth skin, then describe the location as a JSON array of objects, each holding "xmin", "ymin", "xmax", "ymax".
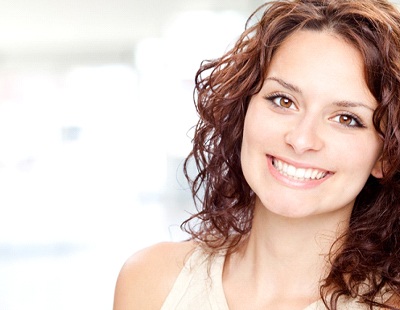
[
  {"xmin": 113, "ymin": 30, "xmax": 399, "ymax": 309},
  {"xmin": 226, "ymin": 29, "xmax": 383, "ymax": 309},
  {"xmin": 113, "ymin": 241, "xmax": 196, "ymax": 310}
]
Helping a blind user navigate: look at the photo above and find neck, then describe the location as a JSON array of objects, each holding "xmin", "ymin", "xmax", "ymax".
[
  {"xmin": 224, "ymin": 198, "xmax": 352, "ymax": 304},
  {"xmin": 250, "ymin": 201, "xmax": 350, "ymax": 259}
]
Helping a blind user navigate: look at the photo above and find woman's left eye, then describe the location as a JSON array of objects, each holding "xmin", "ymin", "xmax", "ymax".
[{"xmin": 331, "ymin": 114, "xmax": 364, "ymax": 128}]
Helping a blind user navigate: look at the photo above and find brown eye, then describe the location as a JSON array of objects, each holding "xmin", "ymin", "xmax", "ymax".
[
  {"xmin": 339, "ymin": 115, "xmax": 352, "ymax": 125},
  {"xmin": 268, "ymin": 96, "xmax": 296, "ymax": 109},
  {"xmin": 279, "ymin": 97, "xmax": 293, "ymax": 108},
  {"xmin": 331, "ymin": 114, "xmax": 363, "ymax": 128}
]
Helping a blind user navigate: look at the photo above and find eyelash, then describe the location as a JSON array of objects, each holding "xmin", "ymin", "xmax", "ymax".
[
  {"xmin": 263, "ymin": 93, "xmax": 366, "ymax": 128},
  {"xmin": 264, "ymin": 93, "xmax": 296, "ymax": 110},
  {"xmin": 331, "ymin": 113, "xmax": 366, "ymax": 128}
]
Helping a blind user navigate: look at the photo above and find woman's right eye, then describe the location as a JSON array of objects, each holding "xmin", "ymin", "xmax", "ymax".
[{"xmin": 266, "ymin": 95, "xmax": 296, "ymax": 110}]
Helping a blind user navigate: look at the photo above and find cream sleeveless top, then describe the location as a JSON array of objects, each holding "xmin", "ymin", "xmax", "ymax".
[{"xmin": 160, "ymin": 247, "xmax": 390, "ymax": 309}]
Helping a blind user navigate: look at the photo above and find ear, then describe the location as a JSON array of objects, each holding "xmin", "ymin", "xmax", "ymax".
[{"xmin": 371, "ymin": 155, "xmax": 384, "ymax": 179}]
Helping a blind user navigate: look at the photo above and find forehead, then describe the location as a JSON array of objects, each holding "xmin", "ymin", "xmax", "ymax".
[
  {"xmin": 265, "ymin": 29, "xmax": 375, "ymax": 106},
  {"xmin": 269, "ymin": 29, "xmax": 364, "ymax": 75}
]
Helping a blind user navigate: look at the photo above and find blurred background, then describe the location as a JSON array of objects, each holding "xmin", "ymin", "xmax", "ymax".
[{"xmin": 0, "ymin": 0, "xmax": 264, "ymax": 309}]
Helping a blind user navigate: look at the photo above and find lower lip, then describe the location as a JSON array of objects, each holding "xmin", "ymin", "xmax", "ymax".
[{"xmin": 267, "ymin": 156, "xmax": 331, "ymax": 189}]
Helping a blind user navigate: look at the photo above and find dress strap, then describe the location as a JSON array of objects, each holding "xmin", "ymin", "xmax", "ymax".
[{"xmin": 160, "ymin": 247, "xmax": 229, "ymax": 310}]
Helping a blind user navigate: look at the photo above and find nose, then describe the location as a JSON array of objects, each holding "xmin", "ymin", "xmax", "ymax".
[{"xmin": 284, "ymin": 115, "xmax": 324, "ymax": 154}]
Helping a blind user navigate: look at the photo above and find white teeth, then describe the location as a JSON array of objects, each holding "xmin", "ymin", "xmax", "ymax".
[
  {"xmin": 311, "ymin": 169, "xmax": 319, "ymax": 179},
  {"xmin": 287, "ymin": 165, "xmax": 296, "ymax": 176},
  {"xmin": 295, "ymin": 168, "xmax": 306, "ymax": 179},
  {"xmin": 272, "ymin": 158, "xmax": 327, "ymax": 181},
  {"xmin": 304, "ymin": 169, "xmax": 312, "ymax": 179}
]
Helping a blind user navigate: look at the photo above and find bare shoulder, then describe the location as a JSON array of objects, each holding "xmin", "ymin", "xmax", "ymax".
[{"xmin": 113, "ymin": 240, "xmax": 197, "ymax": 310}]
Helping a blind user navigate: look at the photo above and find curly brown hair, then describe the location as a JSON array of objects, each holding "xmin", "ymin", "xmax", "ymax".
[{"xmin": 182, "ymin": 0, "xmax": 400, "ymax": 308}]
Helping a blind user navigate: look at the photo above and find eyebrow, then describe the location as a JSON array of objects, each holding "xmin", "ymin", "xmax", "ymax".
[
  {"xmin": 266, "ymin": 77, "xmax": 302, "ymax": 94},
  {"xmin": 333, "ymin": 100, "xmax": 375, "ymax": 111},
  {"xmin": 265, "ymin": 76, "xmax": 375, "ymax": 112}
]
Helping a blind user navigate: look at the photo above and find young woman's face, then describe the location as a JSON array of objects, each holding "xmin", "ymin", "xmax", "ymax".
[{"xmin": 241, "ymin": 30, "xmax": 383, "ymax": 218}]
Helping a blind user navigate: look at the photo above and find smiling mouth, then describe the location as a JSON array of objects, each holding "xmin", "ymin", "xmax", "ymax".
[{"xmin": 272, "ymin": 157, "xmax": 329, "ymax": 181}]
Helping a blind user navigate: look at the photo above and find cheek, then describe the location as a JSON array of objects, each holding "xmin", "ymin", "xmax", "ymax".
[
  {"xmin": 242, "ymin": 112, "xmax": 278, "ymax": 149},
  {"xmin": 242, "ymin": 115, "xmax": 261, "ymax": 154},
  {"xmin": 241, "ymin": 124, "xmax": 272, "ymax": 162},
  {"xmin": 241, "ymin": 117, "xmax": 268, "ymax": 176},
  {"xmin": 240, "ymin": 126, "xmax": 255, "ymax": 165},
  {"xmin": 337, "ymin": 136, "xmax": 382, "ymax": 176}
]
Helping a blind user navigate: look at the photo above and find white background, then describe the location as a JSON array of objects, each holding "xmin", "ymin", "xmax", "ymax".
[{"xmin": 0, "ymin": 0, "xmax": 265, "ymax": 309}]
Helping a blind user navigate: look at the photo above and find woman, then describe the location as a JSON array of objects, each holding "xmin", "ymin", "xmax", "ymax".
[{"xmin": 114, "ymin": 0, "xmax": 400, "ymax": 309}]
